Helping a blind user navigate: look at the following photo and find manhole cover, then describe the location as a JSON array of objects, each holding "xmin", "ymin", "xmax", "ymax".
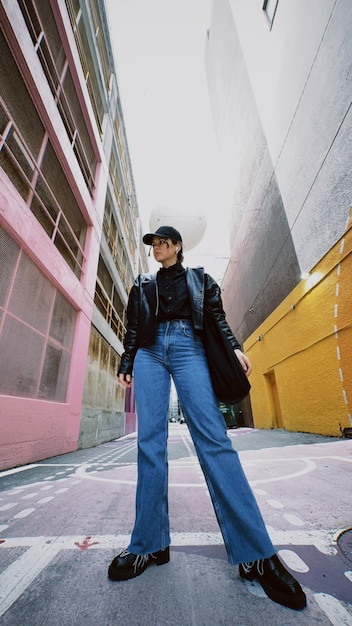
[{"xmin": 337, "ymin": 528, "xmax": 352, "ymax": 566}]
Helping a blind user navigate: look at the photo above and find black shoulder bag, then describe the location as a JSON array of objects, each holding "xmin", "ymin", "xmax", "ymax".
[{"xmin": 202, "ymin": 279, "xmax": 251, "ymax": 405}]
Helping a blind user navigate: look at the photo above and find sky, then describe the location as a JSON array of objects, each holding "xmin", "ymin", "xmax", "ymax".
[{"xmin": 105, "ymin": 0, "xmax": 231, "ymax": 280}]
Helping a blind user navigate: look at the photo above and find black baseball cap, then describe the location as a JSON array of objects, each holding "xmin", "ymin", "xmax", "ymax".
[{"xmin": 142, "ymin": 226, "xmax": 182, "ymax": 246}]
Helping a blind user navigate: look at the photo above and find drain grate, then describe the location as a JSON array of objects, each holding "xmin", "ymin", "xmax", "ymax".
[{"xmin": 337, "ymin": 528, "xmax": 352, "ymax": 566}]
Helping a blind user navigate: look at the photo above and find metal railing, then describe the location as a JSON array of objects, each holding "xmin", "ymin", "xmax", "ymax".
[
  {"xmin": 94, "ymin": 277, "xmax": 126, "ymax": 342},
  {"xmin": 17, "ymin": 0, "xmax": 97, "ymax": 194},
  {"xmin": 0, "ymin": 97, "xmax": 86, "ymax": 277}
]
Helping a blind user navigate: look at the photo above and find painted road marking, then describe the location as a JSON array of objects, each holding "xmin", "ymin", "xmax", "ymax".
[
  {"xmin": 278, "ymin": 549, "xmax": 310, "ymax": 573},
  {"xmin": 13, "ymin": 509, "xmax": 35, "ymax": 519},
  {"xmin": 314, "ymin": 592, "xmax": 352, "ymax": 626},
  {"xmin": 0, "ymin": 531, "xmax": 350, "ymax": 621},
  {"xmin": 0, "ymin": 503, "xmax": 17, "ymax": 511},
  {"xmin": 0, "ymin": 528, "xmax": 342, "ymax": 553},
  {"xmin": 283, "ymin": 513, "xmax": 305, "ymax": 526},
  {"xmin": 0, "ymin": 464, "xmax": 38, "ymax": 478},
  {"xmin": 266, "ymin": 499, "xmax": 284, "ymax": 509},
  {"xmin": 71, "ymin": 454, "xmax": 352, "ymax": 488},
  {"xmin": 0, "ymin": 539, "xmax": 62, "ymax": 617}
]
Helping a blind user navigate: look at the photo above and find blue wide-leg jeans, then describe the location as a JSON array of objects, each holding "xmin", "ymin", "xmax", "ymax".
[{"xmin": 128, "ymin": 320, "xmax": 275, "ymax": 565}]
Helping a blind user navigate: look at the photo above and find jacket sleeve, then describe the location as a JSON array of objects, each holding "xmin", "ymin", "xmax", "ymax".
[
  {"xmin": 118, "ymin": 278, "xmax": 140, "ymax": 376},
  {"xmin": 204, "ymin": 273, "xmax": 242, "ymax": 351}
]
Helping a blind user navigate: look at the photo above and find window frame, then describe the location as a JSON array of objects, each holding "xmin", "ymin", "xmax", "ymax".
[{"xmin": 262, "ymin": 0, "xmax": 279, "ymax": 28}]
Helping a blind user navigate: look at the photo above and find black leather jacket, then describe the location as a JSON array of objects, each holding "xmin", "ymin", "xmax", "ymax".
[{"xmin": 118, "ymin": 266, "xmax": 241, "ymax": 375}]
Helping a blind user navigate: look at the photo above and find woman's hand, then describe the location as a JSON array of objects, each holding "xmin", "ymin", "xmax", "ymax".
[
  {"xmin": 118, "ymin": 373, "xmax": 133, "ymax": 388},
  {"xmin": 234, "ymin": 349, "xmax": 252, "ymax": 377}
]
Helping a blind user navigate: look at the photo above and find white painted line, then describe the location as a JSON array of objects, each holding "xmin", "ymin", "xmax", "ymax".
[
  {"xmin": 0, "ymin": 465, "xmax": 39, "ymax": 478},
  {"xmin": 246, "ymin": 458, "xmax": 317, "ymax": 485},
  {"xmin": 34, "ymin": 464, "xmax": 82, "ymax": 467},
  {"xmin": 0, "ymin": 528, "xmax": 341, "ymax": 553},
  {"xmin": 0, "ymin": 503, "xmax": 17, "ymax": 511},
  {"xmin": 270, "ymin": 529, "xmax": 339, "ymax": 555},
  {"xmin": 253, "ymin": 488, "xmax": 267, "ymax": 496},
  {"xmin": 40, "ymin": 485, "xmax": 53, "ymax": 491},
  {"xmin": 283, "ymin": 513, "xmax": 305, "ymax": 527},
  {"xmin": 55, "ymin": 488, "xmax": 69, "ymax": 494},
  {"xmin": 314, "ymin": 592, "xmax": 352, "ymax": 626},
  {"xmin": 75, "ymin": 466, "xmax": 204, "ymax": 487},
  {"xmin": 37, "ymin": 497, "xmax": 54, "ymax": 504},
  {"xmin": 0, "ymin": 540, "xmax": 60, "ymax": 617},
  {"xmin": 345, "ymin": 571, "xmax": 352, "ymax": 583},
  {"xmin": 0, "ymin": 525, "xmax": 9, "ymax": 533},
  {"xmin": 21, "ymin": 493, "xmax": 38, "ymax": 500},
  {"xmin": 13, "ymin": 509, "xmax": 35, "ymax": 519}
]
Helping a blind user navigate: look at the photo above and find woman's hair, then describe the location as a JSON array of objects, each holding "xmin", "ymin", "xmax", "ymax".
[{"xmin": 171, "ymin": 238, "xmax": 184, "ymax": 263}]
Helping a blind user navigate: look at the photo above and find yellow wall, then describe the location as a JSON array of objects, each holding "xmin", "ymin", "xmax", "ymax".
[{"xmin": 244, "ymin": 218, "xmax": 352, "ymax": 436}]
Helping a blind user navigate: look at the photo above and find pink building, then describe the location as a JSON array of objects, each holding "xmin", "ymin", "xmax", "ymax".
[{"xmin": 0, "ymin": 0, "xmax": 147, "ymax": 470}]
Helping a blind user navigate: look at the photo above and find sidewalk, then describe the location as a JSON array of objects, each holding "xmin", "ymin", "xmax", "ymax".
[{"xmin": 0, "ymin": 426, "xmax": 351, "ymax": 625}]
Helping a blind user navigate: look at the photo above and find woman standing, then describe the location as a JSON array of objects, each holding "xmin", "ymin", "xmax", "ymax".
[{"xmin": 108, "ymin": 225, "xmax": 306, "ymax": 611}]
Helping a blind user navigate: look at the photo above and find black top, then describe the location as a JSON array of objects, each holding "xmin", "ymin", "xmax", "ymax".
[{"xmin": 157, "ymin": 263, "xmax": 192, "ymax": 321}]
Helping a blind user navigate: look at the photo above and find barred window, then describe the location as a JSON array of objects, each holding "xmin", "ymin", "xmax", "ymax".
[
  {"xmin": 0, "ymin": 227, "xmax": 76, "ymax": 401},
  {"xmin": 0, "ymin": 30, "xmax": 87, "ymax": 278}
]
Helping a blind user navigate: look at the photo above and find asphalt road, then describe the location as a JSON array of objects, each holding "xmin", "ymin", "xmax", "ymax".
[{"xmin": 0, "ymin": 425, "xmax": 351, "ymax": 625}]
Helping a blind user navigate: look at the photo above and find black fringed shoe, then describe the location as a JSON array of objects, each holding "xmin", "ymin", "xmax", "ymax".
[
  {"xmin": 108, "ymin": 547, "xmax": 170, "ymax": 581},
  {"xmin": 239, "ymin": 554, "xmax": 307, "ymax": 610}
]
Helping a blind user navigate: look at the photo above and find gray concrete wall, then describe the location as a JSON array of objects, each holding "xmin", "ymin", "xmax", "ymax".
[
  {"xmin": 228, "ymin": 0, "xmax": 352, "ymax": 272},
  {"xmin": 205, "ymin": 0, "xmax": 300, "ymax": 343},
  {"xmin": 78, "ymin": 407, "xmax": 125, "ymax": 449},
  {"xmin": 79, "ymin": 325, "xmax": 125, "ymax": 449},
  {"xmin": 206, "ymin": 0, "xmax": 352, "ymax": 340}
]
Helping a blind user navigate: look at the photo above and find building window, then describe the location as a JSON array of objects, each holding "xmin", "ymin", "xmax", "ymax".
[
  {"xmin": 0, "ymin": 30, "xmax": 87, "ymax": 278},
  {"xmin": 263, "ymin": 0, "xmax": 279, "ymax": 27},
  {"xmin": 102, "ymin": 196, "xmax": 134, "ymax": 291},
  {"xmin": 65, "ymin": 0, "xmax": 105, "ymax": 135},
  {"xmin": 17, "ymin": 0, "xmax": 98, "ymax": 194},
  {"xmin": 0, "ymin": 228, "xmax": 76, "ymax": 401},
  {"xmin": 109, "ymin": 148, "xmax": 136, "ymax": 258},
  {"xmin": 94, "ymin": 255, "xmax": 126, "ymax": 343}
]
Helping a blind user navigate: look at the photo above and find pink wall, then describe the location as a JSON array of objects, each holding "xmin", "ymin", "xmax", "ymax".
[
  {"xmin": 0, "ymin": 166, "xmax": 101, "ymax": 471},
  {"xmin": 0, "ymin": 0, "xmax": 118, "ymax": 470}
]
